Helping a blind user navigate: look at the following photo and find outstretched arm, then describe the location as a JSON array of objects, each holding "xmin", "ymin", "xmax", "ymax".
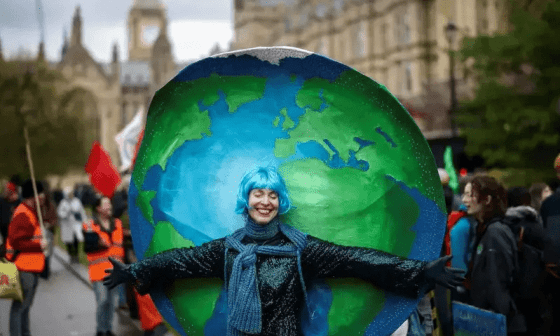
[
  {"xmin": 302, "ymin": 236, "xmax": 465, "ymax": 298},
  {"xmin": 103, "ymin": 238, "xmax": 226, "ymax": 294}
]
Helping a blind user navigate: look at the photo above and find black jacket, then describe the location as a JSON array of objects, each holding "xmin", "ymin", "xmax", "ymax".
[
  {"xmin": 469, "ymin": 217, "xmax": 524, "ymax": 332},
  {"xmin": 129, "ymin": 232, "xmax": 429, "ymax": 336}
]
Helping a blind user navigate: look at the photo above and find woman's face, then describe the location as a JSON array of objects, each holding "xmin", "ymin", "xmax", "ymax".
[
  {"xmin": 462, "ymin": 182, "xmax": 484, "ymax": 218},
  {"xmin": 96, "ymin": 197, "xmax": 113, "ymax": 218},
  {"xmin": 248, "ymin": 188, "xmax": 279, "ymax": 225}
]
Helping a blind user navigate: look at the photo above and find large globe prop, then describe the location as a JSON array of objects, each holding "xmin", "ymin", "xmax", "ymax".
[{"xmin": 129, "ymin": 47, "xmax": 446, "ymax": 336}]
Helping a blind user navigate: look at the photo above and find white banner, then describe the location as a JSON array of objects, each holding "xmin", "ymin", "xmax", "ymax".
[{"xmin": 115, "ymin": 108, "xmax": 143, "ymax": 172}]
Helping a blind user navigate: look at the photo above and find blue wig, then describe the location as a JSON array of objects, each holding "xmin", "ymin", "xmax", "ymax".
[{"xmin": 235, "ymin": 166, "xmax": 292, "ymax": 215}]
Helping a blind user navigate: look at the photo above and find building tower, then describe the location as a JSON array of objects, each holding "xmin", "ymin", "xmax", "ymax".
[
  {"xmin": 127, "ymin": 0, "xmax": 167, "ymax": 62},
  {"xmin": 70, "ymin": 6, "xmax": 83, "ymax": 47},
  {"xmin": 151, "ymin": 16, "xmax": 174, "ymax": 88}
]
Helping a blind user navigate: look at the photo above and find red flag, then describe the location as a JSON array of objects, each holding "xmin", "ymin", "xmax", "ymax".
[{"xmin": 85, "ymin": 142, "xmax": 121, "ymax": 198}]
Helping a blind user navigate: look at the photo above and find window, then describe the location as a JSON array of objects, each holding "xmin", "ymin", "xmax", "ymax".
[
  {"xmin": 400, "ymin": 62, "xmax": 413, "ymax": 95},
  {"xmin": 316, "ymin": 4, "xmax": 327, "ymax": 18},
  {"xmin": 354, "ymin": 22, "xmax": 367, "ymax": 58},
  {"xmin": 395, "ymin": 9, "xmax": 411, "ymax": 46},
  {"xmin": 405, "ymin": 62, "xmax": 413, "ymax": 93},
  {"xmin": 334, "ymin": 0, "xmax": 344, "ymax": 14},
  {"xmin": 317, "ymin": 37, "xmax": 329, "ymax": 56},
  {"xmin": 382, "ymin": 23, "xmax": 388, "ymax": 53}
]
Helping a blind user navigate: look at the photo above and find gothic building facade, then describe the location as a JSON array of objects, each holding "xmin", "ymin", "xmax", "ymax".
[
  {"xmin": 56, "ymin": 0, "xmax": 183, "ymax": 167},
  {"xmin": 231, "ymin": 0, "xmax": 509, "ymax": 141}
]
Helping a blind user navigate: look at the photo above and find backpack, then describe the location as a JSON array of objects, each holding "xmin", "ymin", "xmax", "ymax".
[
  {"xmin": 504, "ymin": 206, "xmax": 546, "ymax": 300},
  {"xmin": 443, "ymin": 210, "xmax": 467, "ymax": 263}
]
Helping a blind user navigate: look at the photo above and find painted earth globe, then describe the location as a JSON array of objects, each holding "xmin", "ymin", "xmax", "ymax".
[{"xmin": 129, "ymin": 47, "xmax": 446, "ymax": 336}]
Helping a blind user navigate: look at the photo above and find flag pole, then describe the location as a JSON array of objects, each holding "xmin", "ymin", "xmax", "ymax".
[{"xmin": 23, "ymin": 125, "xmax": 46, "ymax": 235}]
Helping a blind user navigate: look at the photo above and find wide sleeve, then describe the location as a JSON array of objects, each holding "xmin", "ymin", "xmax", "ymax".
[
  {"xmin": 128, "ymin": 238, "xmax": 226, "ymax": 295},
  {"xmin": 301, "ymin": 236, "xmax": 428, "ymax": 298}
]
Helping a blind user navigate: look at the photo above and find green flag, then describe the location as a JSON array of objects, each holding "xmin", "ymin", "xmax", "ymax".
[{"xmin": 444, "ymin": 146, "xmax": 459, "ymax": 194}]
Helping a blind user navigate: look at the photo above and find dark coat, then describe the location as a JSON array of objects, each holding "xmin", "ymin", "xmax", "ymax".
[
  {"xmin": 469, "ymin": 217, "xmax": 525, "ymax": 332},
  {"xmin": 129, "ymin": 232, "xmax": 429, "ymax": 336}
]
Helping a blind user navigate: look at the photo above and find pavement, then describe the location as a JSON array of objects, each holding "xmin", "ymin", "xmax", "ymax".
[{"xmin": 0, "ymin": 246, "xmax": 163, "ymax": 336}]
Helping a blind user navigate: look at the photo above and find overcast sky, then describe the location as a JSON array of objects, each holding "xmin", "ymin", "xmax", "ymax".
[{"xmin": 0, "ymin": 0, "xmax": 234, "ymax": 63}]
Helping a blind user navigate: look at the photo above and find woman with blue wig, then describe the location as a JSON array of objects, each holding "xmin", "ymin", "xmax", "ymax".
[{"xmin": 104, "ymin": 166, "xmax": 464, "ymax": 336}]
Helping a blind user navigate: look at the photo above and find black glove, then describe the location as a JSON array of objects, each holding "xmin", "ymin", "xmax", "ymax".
[
  {"xmin": 424, "ymin": 255, "xmax": 465, "ymax": 290},
  {"xmin": 103, "ymin": 257, "xmax": 134, "ymax": 290}
]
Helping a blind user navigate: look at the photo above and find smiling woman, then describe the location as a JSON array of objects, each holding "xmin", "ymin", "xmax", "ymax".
[{"xmin": 104, "ymin": 165, "xmax": 465, "ymax": 336}]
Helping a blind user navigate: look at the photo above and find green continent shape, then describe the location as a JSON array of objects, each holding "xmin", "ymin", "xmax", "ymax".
[
  {"xmin": 144, "ymin": 221, "xmax": 195, "ymax": 257},
  {"xmin": 136, "ymin": 191, "xmax": 156, "ymax": 226},
  {"xmin": 278, "ymin": 159, "xmax": 419, "ymax": 333},
  {"xmin": 325, "ymin": 279, "xmax": 384, "ymax": 335},
  {"xmin": 145, "ymin": 222, "xmax": 223, "ymax": 335},
  {"xmin": 133, "ymin": 75, "xmax": 267, "ymax": 191},
  {"xmin": 166, "ymin": 278, "xmax": 223, "ymax": 336},
  {"xmin": 275, "ymin": 71, "xmax": 444, "ymax": 211},
  {"xmin": 280, "ymin": 108, "xmax": 295, "ymax": 130}
]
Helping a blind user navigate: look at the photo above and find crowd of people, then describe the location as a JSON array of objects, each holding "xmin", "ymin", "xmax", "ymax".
[
  {"xmin": 0, "ymin": 177, "xmax": 167, "ymax": 336},
  {"xmin": 2, "ymin": 155, "xmax": 560, "ymax": 336},
  {"xmin": 423, "ymin": 155, "xmax": 560, "ymax": 336}
]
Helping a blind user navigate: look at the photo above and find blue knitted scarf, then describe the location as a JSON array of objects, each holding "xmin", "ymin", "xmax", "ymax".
[{"xmin": 225, "ymin": 216, "xmax": 308, "ymax": 336}]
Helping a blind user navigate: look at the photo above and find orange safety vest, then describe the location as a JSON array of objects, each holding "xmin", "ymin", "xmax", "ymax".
[
  {"xmin": 5, "ymin": 203, "xmax": 45, "ymax": 273},
  {"xmin": 82, "ymin": 218, "xmax": 125, "ymax": 282}
]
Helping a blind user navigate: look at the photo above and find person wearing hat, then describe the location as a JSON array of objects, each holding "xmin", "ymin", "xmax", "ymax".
[{"xmin": 5, "ymin": 179, "xmax": 48, "ymax": 336}]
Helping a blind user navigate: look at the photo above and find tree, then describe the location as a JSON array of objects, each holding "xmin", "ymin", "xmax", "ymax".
[
  {"xmin": 457, "ymin": 0, "xmax": 560, "ymax": 178},
  {"xmin": 0, "ymin": 60, "xmax": 90, "ymax": 180}
]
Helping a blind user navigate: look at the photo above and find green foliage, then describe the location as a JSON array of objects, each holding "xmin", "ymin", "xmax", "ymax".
[
  {"xmin": 0, "ymin": 60, "xmax": 90, "ymax": 179},
  {"xmin": 457, "ymin": 0, "xmax": 560, "ymax": 172}
]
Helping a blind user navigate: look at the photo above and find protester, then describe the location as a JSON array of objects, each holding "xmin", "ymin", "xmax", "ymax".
[
  {"xmin": 104, "ymin": 166, "xmax": 465, "ymax": 336},
  {"xmin": 0, "ymin": 176, "xmax": 21, "ymax": 242},
  {"xmin": 447, "ymin": 178, "xmax": 474, "ymax": 305},
  {"xmin": 5, "ymin": 179, "xmax": 47, "ymax": 336},
  {"xmin": 83, "ymin": 195, "xmax": 125, "ymax": 336},
  {"xmin": 539, "ymin": 154, "xmax": 560, "ymax": 336},
  {"xmin": 57, "ymin": 186, "xmax": 86, "ymax": 263},
  {"xmin": 503, "ymin": 201, "xmax": 548, "ymax": 336},
  {"xmin": 529, "ymin": 182, "xmax": 552, "ymax": 213},
  {"xmin": 462, "ymin": 175, "xmax": 525, "ymax": 334}
]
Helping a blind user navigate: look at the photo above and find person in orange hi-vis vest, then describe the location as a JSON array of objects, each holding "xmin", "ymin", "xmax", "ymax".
[
  {"xmin": 83, "ymin": 195, "xmax": 125, "ymax": 336},
  {"xmin": 5, "ymin": 179, "xmax": 47, "ymax": 336}
]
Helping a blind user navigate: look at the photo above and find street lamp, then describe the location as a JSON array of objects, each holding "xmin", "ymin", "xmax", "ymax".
[{"xmin": 445, "ymin": 21, "xmax": 458, "ymax": 137}]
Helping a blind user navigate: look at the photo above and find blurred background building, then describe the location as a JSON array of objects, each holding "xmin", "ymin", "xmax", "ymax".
[
  {"xmin": 55, "ymin": 0, "xmax": 188, "ymax": 163},
  {"xmin": 0, "ymin": 0, "xmax": 513, "ymax": 171},
  {"xmin": 231, "ymin": 0, "xmax": 509, "ymax": 167}
]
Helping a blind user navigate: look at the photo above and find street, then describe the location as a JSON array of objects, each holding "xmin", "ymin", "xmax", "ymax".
[{"xmin": 0, "ymin": 246, "xmax": 144, "ymax": 336}]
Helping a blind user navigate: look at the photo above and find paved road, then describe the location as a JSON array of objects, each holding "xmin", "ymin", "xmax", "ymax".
[{"xmin": 0, "ymin": 247, "xmax": 144, "ymax": 336}]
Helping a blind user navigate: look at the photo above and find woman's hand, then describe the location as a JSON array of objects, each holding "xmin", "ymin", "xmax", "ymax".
[
  {"xmin": 103, "ymin": 257, "xmax": 134, "ymax": 289},
  {"xmin": 424, "ymin": 255, "xmax": 465, "ymax": 289}
]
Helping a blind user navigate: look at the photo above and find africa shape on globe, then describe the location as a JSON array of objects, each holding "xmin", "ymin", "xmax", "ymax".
[{"xmin": 129, "ymin": 47, "xmax": 446, "ymax": 336}]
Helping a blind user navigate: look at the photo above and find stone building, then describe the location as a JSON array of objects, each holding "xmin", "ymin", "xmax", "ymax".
[
  {"xmin": 56, "ymin": 0, "xmax": 186, "ymax": 168},
  {"xmin": 231, "ymin": 0, "xmax": 509, "ymax": 148}
]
